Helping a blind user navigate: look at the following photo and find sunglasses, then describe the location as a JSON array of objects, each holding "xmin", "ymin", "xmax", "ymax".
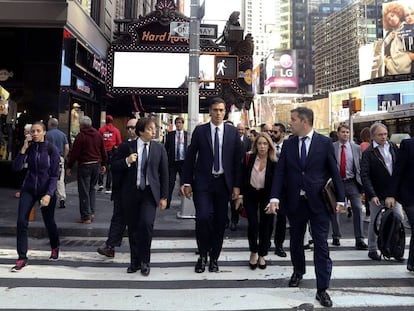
[{"xmin": 126, "ymin": 126, "xmax": 136, "ymax": 130}]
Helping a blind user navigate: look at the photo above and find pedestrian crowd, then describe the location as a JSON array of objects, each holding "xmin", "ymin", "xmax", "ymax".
[{"xmin": 9, "ymin": 98, "xmax": 414, "ymax": 308}]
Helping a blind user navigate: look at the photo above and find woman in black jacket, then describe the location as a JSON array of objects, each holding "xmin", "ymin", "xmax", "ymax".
[{"xmin": 238, "ymin": 132, "xmax": 277, "ymax": 270}]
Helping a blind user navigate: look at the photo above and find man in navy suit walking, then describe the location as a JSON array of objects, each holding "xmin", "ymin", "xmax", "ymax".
[
  {"xmin": 267, "ymin": 107, "xmax": 345, "ymax": 307},
  {"xmin": 181, "ymin": 97, "xmax": 242, "ymax": 273}
]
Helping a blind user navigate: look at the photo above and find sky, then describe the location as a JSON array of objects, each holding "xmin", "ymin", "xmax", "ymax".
[{"xmin": 184, "ymin": 0, "xmax": 242, "ymax": 35}]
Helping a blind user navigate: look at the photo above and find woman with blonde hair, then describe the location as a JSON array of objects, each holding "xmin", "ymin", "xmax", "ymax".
[{"xmin": 238, "ymin": 132, "xmax": 277, "ymax": 270}]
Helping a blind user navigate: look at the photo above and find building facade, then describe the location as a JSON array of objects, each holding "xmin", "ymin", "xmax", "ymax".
[{"xmin": 0, "ymin": 0, "xmax": 115, "ymax": 186}]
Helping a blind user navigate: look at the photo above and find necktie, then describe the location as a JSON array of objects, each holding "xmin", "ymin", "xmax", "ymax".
[
  {"xmin": 214, "ymin": 127, "xmax": 220, "ymax": 172},
  {"xmin": 140, "ymin": 143, "xmax": 148, "ymax": 190},
  {"xmin": 176, "ymin": 132, "xmax": 181, "ymax": 160},
  {"xmin": 340, "ymin": 144, "xmax": 346, "ymax": 179},
  {"xmin": 300, "ymin": 137, "xmax": 307, "ymax": 169}
]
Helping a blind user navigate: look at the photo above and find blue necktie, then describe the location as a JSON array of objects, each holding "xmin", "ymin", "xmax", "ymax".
[
  {"xmin": 176, "ymin": 132, "xmax": 181, "ymax": 160},
  {"xmin": 140, "ymin": 143, "xmax": 147, "ymax": 190},
  {"xmin": 214, "ymin": 127, "xmax": 220, "ymax": 172},
  {"xmin": 300, "ymin": 137, "xmax": 307, "ymax": 169}
]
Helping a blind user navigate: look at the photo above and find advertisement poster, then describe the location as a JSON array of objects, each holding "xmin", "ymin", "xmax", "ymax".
[{"xmin": 360, "ymin": 1, "xmax": 414, "ymax": 81}]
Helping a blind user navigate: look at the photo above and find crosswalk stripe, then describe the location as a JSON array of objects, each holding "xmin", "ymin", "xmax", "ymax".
[{"xmin": 1, "ymin": 238, "xmax": 413, "ymax": 310}]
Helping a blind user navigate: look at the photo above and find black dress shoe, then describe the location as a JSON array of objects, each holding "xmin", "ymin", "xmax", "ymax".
[
  {"xmin": 288, "ymin": 273, "xmax": 302, "ymax": 287},
  {"xmin": 209, "ymin": 259, "xmax": 219, "ymax": 272},
  {"xmin": 97, "ymin": 245, "xmax": 115, "ymax": 258},
  {"xmin": 249, "ymin": 262, "xmax": 257, "ymax": 270},
  {"xmin": 229, "ymin": 222, "xmax": 237, "ymax": 231},
  {"xmin": 368, "ymin": 251, "xmax": 381, "ymax": 261},
  {"xmin": 140, "ymin": 262, "xmax": 150, "ymax": 276},
  {"xmin": 316, "ymin": 290, "xmax": 333, "ymax": 307},
  {"xmin": 355, "ymin": 241, "xmax": 368, "ymax": 250},
  {"xmin": 332, "ymin": 238, "xmax": 340, "ymax": 246},
  {"xmin": 195, "ymin": 257, "xmax": 207, "ymax": 273},
  {"xmin": 127, "ymin": 265, "xmax": 140, "ymax": 273},
  {"xmin": 407, "ymin": 264, "xmax": 414, "ymax": 272},
  {"xmin": 274, "ymin": 246, "xmax": 287, "ymax": 257},
  {"xmin": 59, "ymin": 199, "xmax": 65, "ymax": 208}
]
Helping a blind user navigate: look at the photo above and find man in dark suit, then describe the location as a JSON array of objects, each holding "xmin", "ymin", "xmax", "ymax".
[
  {"xmin": 386, "ymin": 135, "xmax": 414, "ymax": 272},
  {"xmin": 181, "ymin": 97, "xmax": 242, "ymax": 273},
  {"xmin": 270, "ymin": 122, "xmax": 288, "ymax": 257},
  {"xmin": 111, "ymin": 117, "xmax": 168, "ymax": 276},
  {"xmin": 331, "ymin": 124, "xmax": 368, "ymax": 250},
  {"xmin": 268, "ymin": 107, "xmax": 345, "ymax": 308},
  {"xmin": 227, "ymin": 123, "xmax": 252, "ymax": 231},
  {"xmin": 164, "ymin": 117, "xmax": 188, "ymax": 209}
]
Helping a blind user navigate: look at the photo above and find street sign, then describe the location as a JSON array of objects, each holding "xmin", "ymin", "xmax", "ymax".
[
  {"xmin": 200, "ymin": 24, "xmax": 217, "ymax": 39},
  {"xmin": 169, "ymin": 22, "xmax": 217, "ymax": 39},
  {"xmin": 170, "ymin": 22, "xmax": 189, "ymax": 38}
]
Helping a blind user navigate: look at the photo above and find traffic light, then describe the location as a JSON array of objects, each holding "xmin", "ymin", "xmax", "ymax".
[
  {"xmin": 215, "ymin": 55, "xmax": 238, "ymax": 79},
  {"xmin": 342, "ymin": 99, "xmax": 349, "ymax": 109},
  {"xmin": 353, "ymin": 98, "xmax": 362, "ymax": 112}
]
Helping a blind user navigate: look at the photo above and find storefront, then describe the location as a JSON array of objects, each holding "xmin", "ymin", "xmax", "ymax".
[{"xmin": 0, "ymin": 0, "xmax": 111, "ymax": 187}]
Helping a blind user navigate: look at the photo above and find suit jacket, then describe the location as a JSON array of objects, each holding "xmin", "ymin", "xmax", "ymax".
[
  {"xmin": 164, "ymin": 130, "xmax": 188, "ymax": 165},
  {"xmin": 270, "ymin": 132, "xmax": 345, "ymax": 217},
  {"xmin": 240, "ymin": 135, "xmax": 251, "ymax": 154},
  {"xmin": 387, "ymin": 138, "xmax": 414, "ymax": 206},
  {"xmin": 182, "ymin": 122, "xmax": 242, "ymax": 193},
  {"xmin": 333, "ymin": 141, "xmax": 362, "ymax": 186},
  {"xmin": 360, "ymin": 141, "xmax": 398, "ymax": 201},
  {"xmin": 111, "ymin": 139, "xmax": 169, "ymax": 203},
  {"xmin": 241, "ymin": 153, "xmax": 276, "ymax": 200}
]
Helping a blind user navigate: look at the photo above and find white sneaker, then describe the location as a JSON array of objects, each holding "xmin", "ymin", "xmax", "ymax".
[
  {"xmin": 105, "ymin": 190, "xmax": 112, "ymax": 194},
  {"xmin": 97, "ymin": 186, "xmax": 104, "ymax": 192}
]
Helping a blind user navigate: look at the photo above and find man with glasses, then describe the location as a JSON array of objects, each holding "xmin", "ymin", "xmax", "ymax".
[{"xmin": 97, "ymin": 118, "xmax": 138, "ymax": 258}]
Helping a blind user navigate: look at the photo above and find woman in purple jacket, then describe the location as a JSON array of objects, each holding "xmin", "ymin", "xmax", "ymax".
[{"xmin": 11, "ymin": 121, "xmax": 60, "ymax": 272}]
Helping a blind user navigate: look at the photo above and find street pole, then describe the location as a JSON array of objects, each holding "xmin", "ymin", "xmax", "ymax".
[
  {"xmin": 177, "ymin": 0, "xmax": 199, "ymax": 219},
  {"xmin": 187, "ymin": 0, "xmax": 200, "ymax": 136},
  {"xmin": 349, "ymin": 93, "xmax": 354, "ymax": 143}
]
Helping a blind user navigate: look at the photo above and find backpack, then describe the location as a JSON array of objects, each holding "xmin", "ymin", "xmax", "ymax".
[{"xmin": 374, "ymin": 207, "xmax": 405, "ymax": 260}]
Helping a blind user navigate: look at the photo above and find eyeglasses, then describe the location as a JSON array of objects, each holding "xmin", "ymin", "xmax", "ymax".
[{"xmin": 126, "ymin": 126, "xmax": 135, "ymax": 130}]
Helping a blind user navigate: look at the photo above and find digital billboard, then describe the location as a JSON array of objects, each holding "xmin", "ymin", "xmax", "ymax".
[
  {"xmin": 360, "ymin": 0, "xmax": 414, "ymax": 82},
  {"xmin": 113, "ymin": 52, "xmax": 215, "ymax": 89},
  {"xmin": 264, "ymin": 49, "xmax": 298, "ymax": 89}
]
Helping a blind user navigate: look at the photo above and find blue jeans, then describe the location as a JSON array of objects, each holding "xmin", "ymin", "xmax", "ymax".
[{"xmin": 17, "ymin": 191, "xmax": 59, "ymax": 260}]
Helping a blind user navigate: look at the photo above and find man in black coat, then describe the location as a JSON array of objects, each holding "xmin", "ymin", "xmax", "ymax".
[
  {"xmin": 360, "ymin": 122, "xmax": 404, "ymax": 261},
  {"xmin": 164, "ymin": 117, "xmax": 188, "ymax": 209}
]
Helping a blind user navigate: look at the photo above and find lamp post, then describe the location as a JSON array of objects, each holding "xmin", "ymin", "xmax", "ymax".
[{"xmin": 177, "ymin": 0, "xmax": 199, "ymax": 219}]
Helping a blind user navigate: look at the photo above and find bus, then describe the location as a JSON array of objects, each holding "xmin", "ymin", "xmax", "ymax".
[{"xmin": 351, "ymin": 103, "xmax": 414, "ymax": 143}]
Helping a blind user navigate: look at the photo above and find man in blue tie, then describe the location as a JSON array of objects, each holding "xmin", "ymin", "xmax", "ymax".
[
  {"xmin": 267, "ymin": 107, "xmax": 345, "ymax": 307},
  {"xmin": 164, "ymin": 117, "xmax": 188, "ymax": 209},
  {"xmin": 181, "ymin": 97, "xmax": 242, "ymax": 273}
]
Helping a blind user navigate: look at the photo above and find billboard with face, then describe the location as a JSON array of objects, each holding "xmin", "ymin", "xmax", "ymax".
[{"xmin": 360, "ymin": 1, "xmax": 414, "ymax": 81}]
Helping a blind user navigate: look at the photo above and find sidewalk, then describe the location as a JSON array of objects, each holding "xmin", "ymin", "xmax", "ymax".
[{"xmin": 0, "ymin": 182, "xmax": 249, "ymax": 239}]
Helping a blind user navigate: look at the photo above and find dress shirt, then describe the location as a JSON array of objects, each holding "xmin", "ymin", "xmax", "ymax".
[
  {"xmin": 298, "ymin": 129, "xmax": 314, "ymax": 157},
  {"xmin": 175, "ymin": 130, "xmax": 185, "ymax": 161},
  {"xmin": 373, "ymin": 140, "xmax": 393, "ymax": 175},
  {"xmin": 337, "ymin": 141, "xmax": 355, "ymax": 180},
  {"xmin": 136, "ymin": 138, "xmax": 150, "ymax": 187},
  {"xmin": 210, "ymin": 122, "xmax": 224, "ymax": 174},
  {"xmin": 250, "ymin": 157, "xmax": 266, "ymax": 189}
]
